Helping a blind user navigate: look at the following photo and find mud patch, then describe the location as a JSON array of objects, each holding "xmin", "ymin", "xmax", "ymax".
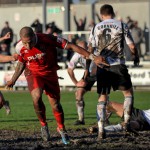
[{"xmin": 0, "ymin": 129, "xmax": 149, "ymax": 150}]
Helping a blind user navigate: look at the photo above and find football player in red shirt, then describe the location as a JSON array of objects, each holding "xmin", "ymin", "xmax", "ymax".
[{"xmin": 6, "ymin": 26, "xmax": 108, "ymax": 144}]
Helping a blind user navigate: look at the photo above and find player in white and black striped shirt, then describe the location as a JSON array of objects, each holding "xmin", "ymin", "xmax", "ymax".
[{"xmin": 87, "ymin": 4, "xmax": 140, "ymax": 140}]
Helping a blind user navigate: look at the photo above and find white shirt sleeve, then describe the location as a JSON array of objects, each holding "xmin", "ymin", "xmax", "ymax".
[
  {"xmin": 15, "ymin": 41, "xmax": 23, "ymax": 55},
  {"xmin": 67, "ymin": 53, "xmax": 80, "ymax": 69}
]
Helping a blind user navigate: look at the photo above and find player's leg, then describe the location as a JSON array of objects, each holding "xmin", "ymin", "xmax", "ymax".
[
  {"xmin": 111, "ymin": 64, "xmax": 133, "ymax": 131},
  {"xmin": 31, "ymin": 88, "xmax": 47, "ymax": 126},
  {"xmin": 106, "ymin": 101, "xmax": 124, "ymax": 118},
  {"xmin": 118, "ymin": 64, "xmax": 133, "ymax": 130},
  {"xmin": 0, "ymin": 91, "xmax": 11, "ymax": 114},
  {"xmin": 47, "ymin": 96, "xmax": 69, "ymax": 144},
  {"xmin": 104, "ymin": 123, "xmax": 123, "ymax": 132},
  {"xmin": 74, "ymin": 87, "xmax": 86, "ymax": 125},
  {"xmin": 97, "ymin": 95, "xmax": 108, "ymax": 139},
  {"xmin": 30, "ymin": 88, "xmax": 50, "ymax": 141},
  {"xmin": 45, "ymin": 75, "xmax": 69, "ymax": 144},
  {"xmin": 27, "ymin": 75, "xmax": 50, "ymax": 141},
  {"xmin": 122, "ymin": 88, "xmax": 134, "ymax": 130},
  {"xmin": 47, "ymin": 96, "xmax": 64, "ymax": 129},
  {"xmin": 96, "ymin": 67, "xmax": 111, "ymax": 140}
]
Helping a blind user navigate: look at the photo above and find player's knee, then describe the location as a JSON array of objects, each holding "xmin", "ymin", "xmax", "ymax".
[
  {"xmin": 31, "ymin": 92, "xmax": 42, "ymax": 102},
  {"xmin": 52, "ymin": 102, "xmax": 62, "ymax": 111}
]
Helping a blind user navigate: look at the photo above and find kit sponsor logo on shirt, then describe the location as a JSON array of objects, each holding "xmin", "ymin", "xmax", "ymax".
[{"xmin": 27, "ymin": 53, "xmax": 46, "ymax": 61}]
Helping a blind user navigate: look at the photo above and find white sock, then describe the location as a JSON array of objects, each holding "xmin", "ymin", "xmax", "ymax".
[{"xmin": 124, "ymin": 96, "xmax": 133, "ymax": 123}]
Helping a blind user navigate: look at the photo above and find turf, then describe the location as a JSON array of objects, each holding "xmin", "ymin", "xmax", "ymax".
[{"xmin": 0, "ymin": 90, "xmax": 149, "ymax": 132}]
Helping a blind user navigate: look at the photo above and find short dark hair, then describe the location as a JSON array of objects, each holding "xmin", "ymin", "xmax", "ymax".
[
  {"xmin": 20, "ymin": 26, "xmax": 34, "ymax": 38},
  {"xmin": 100, "ymin": 4, "xmax": 115, "ymax": 18}
]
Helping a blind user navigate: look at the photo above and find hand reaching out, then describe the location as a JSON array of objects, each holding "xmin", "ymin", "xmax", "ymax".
[
  {"xmin": 93, "ymin": 56, "xmax": 109, "ymax": 68},
  {"xmin": 5, "ymin": 80, "xmax": 14, "ymax": 90},
  {"xmin": 12, "ymin": 53, "xmax": 19, "ymax": 61}
]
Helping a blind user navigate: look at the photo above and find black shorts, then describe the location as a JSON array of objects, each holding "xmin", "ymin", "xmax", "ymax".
[
  {"xmin": 84, "ymin": 80, "xmax": 95, "ymax": 91},
  {"xmin": 97, "ymin": 64, "xmax": 132, "ymax": 94},
  {"xmin": 80, "ymin": 74, "xmax": 96, "ymax": 91},
  {"xmin": 130, "ymin": 108, "xmax": 150, "ymax": 131}
]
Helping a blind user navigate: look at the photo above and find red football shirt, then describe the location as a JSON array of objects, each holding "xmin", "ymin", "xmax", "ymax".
[{"xmin": 16, "ymin": 34, "xmax": 68, "ymax": 76}]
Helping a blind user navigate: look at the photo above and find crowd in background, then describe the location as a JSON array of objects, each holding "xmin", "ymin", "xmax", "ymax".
[{"xmin": 0, "ymin": 14, "xmax": 150, "ymax": 69}]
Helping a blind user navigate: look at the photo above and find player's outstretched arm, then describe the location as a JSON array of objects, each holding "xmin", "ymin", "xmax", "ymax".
[
  {"xmin": 0, "ymin": 53, "xmax": 18, "ymax": 63},
  {"xmin": 5, "ymin": 61, "xmax": 25, "ymax": 90},
  {"xmin": 66, "ymin": 42, "xmax": 109, "ymax": 67}
]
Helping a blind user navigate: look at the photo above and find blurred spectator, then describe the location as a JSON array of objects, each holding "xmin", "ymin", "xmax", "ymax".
[
  {"xmin": 126, "ymin": 16, "xmax": 134, "ymax": 29},
  {"xmin": 0, "ymin": 43, "xmax": 11, "ymax": 70},
  {"xmin": 131, "ymin": 21, "xmax": 143, "ymax": 58},
  {"xmin": 31, "ymin": 19, "xmax": 42, "ymax": 33},
  {"xmin": 143, "ymin": 23, "xmax": 150, "ymax": 55},
  {"xmin": 66, "ymin": 34, "xmax": 78, "ymax": 61},
  {"xmin": 46, "ymin": 22, "xmax": 62, "ymax": 34},
  {"xmin": 73, "ymin": 12, "xmax": 87, "ymax": 40},
  {"xmin": 0, "ymin": 43, "xmax": 10, "ymax": 55},
  {"xmin": 1, "ymin": 21, "xmax": 13, "ymax": 55},
  {"xmin": 45, "ymin": 27, "xmax": 53, "ymax": 34},
  {"xmin": 87, "ymin": 19, "xmax": 95, "ymax": 31},
  {"xmin": 53, "ymin": 32, "xmax": 63, "ymax": 62},
  {"xmin": 73, "ymin": 12, "xmax": 86, "ymax": 31},
  {"xmin": 46, "ymin": 27, "xmax": 63, "ymax": 62}
]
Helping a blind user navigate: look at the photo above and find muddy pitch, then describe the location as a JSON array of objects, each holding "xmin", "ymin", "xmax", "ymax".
[{"xmin": 0, "ymin": 128, "xmax": 149, "ymax": 150}]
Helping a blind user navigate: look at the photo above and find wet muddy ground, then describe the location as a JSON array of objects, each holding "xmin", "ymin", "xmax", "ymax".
[{"xmin": 0, "ymin": 128, "xmax": 149, "ymax": 150}]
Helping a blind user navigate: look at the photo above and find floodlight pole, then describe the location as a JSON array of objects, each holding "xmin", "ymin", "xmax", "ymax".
[
  {"xmin": 92, "ymin": 2, "xmax": 96, "ymax": 23},
  {"xmin": 42, "ymin": 0, "xmax": 47, "ymax": 33},
  {"xmin": 148, "ymin": 1, "xmax": 150, "ymax": 55},
  {"xmin": 63, "ymin": 0, "xmax": 70, "ymax": 31}
]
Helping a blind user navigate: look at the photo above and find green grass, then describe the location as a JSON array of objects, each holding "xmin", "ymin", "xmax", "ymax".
[{"xmin": 0, "ymin": 90, "xmax": 149, "ymax": 132}]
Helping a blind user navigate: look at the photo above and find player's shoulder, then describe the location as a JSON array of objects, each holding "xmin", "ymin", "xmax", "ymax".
[
  {"xmin": 71, "ymin": 52, "xmax": 80, "ymax": 60},
  {"xmin": 95, "ymin": 22, "xmax": 102, "ymax": 28},
  {"xmin": 16, "ymin": 40, "xmax": 24, "ymax": 54}
]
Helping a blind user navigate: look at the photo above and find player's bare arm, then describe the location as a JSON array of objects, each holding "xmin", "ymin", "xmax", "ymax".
[
  {"xmin": 66, "ymin": 42, "xmax": 108, "ymax": 67},
  {"xmin": 0, "ymin": 54, "xmax": 18, "ymax": 63},
  {"xmin": 6, "ymin": 61, "xmax": 25, "ymax": 89},
  {"xmin": 67, "ymin": 68, "xmax": 78, "ymax": 85},
  {"xmin": 86, "ymin": 43, "xmax": 94, "ymax": 72}
]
